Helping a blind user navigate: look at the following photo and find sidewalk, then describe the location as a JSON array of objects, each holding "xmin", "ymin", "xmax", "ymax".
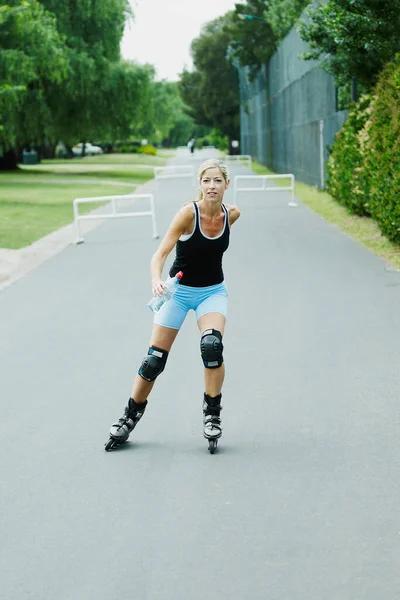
[{"xmin": 1, "ymin": 153, "xmax": 400, "ymax": 600}]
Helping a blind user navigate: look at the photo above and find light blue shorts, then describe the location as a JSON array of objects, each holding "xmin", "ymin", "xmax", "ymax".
[{"xmin": 153, "ymin": 282, "xmax": 228, "ymax": 330}]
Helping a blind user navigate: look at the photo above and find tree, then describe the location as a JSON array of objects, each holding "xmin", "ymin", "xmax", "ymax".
[
  {"xmin": 299, "ymin": 0, "xmax": 400, "ymax": 89},
  {"xmin": 0, "ymin": 1, "xmax": 68, "ymax": 167},
  {"xmin": 100, "ymin": 60, "xmax": 154, "ymax": 143},
  {"xmin": 128, "ymin": 76, "xmax": 195, "ymax": 148},
  {"xmin": 227, "ymin": 0, "xmax": 275, "ymax": 80},
  {"xmin": 165, "ymin": 110, "xmax": 194, "ymax": 148},
  {"xmin": 157, "ymin": 85, "xmax": 195, "ymax": 147},
  {"xmin": 0, "ymin": 0, "xmax": 144, "ymax": 165},
  {"xmin": 179, "ymin": 15, "xmax": 240, "ymax": 143},
  {"xmin": 225, "ymin": 0, "xmax": 308, "ymax": 80},
  {"xmin": 150, "ymin": 81, "xmax": 196, "ymax": 145},
  {"xmin": 39, "ymin": 0, "xmax": 135, "ymax": 152},
  {"xmin": 39, "ymin": 0, "xmax": 130, "ymax": 62},
  {"xmin": 265, "ymin": 0, "xmax": 309, "ymax": 40}
]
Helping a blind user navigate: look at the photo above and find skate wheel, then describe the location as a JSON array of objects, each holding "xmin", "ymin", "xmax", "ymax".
[
  {"xmin": 105, "ymin": 439, "xmax": 116, "ymax": 451},
  {"xmin": 208, "ymin": 439, "xmax": 218, "ymax": 454}
]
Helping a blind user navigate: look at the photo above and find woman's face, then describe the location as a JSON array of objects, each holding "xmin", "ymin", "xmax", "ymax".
[{"xmin": 200, "ymin": 167, "xmax": 229, "ymax": 203}]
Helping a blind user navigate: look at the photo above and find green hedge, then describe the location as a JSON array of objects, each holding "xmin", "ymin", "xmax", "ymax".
[
  {"xmin": 137, "ymin": 144, "xmax": 157, "ymax": 155},
  {"xmin": 365, "ymin": 55, "xmax": 400, "ymax": 244},
  {"xmin": 327, "ymin": 95, "xmax": 372, "ymax": 216},
  {"xmin": 327, "ymin": 54, "xmax": 400, "ymax": 244}
]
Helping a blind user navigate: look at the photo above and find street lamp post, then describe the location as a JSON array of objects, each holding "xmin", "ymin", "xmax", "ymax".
[{"xmin": 238, "ymin": 13, "xmax": 268, "ymax": 23}]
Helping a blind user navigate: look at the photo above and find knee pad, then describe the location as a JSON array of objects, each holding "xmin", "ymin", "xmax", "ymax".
[
  {"xmin": 138, "ymin": 346, "xmax": 168, "ymax": 381},
  {"xmin": 200, "ymin": 329, "xmax": 223, "ymax": 368}
]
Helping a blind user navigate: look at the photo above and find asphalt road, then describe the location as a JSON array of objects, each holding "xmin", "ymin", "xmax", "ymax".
[{"xmin": 1, "ymin": 154, "xmax": 400, "ymax": 599}]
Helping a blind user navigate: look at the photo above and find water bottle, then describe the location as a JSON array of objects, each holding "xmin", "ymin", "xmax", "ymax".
[{"xmin": 147, "ymin": 271, "xmax": 184, "ymax": 312}]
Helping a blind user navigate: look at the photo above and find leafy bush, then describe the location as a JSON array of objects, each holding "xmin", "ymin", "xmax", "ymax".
[
  {"xmin": 209, "ymin": 129, "xmax": 229, "ymax": 152},
  {"xmin": 327, "ymin": 54, "xmax": 400, "ymax": 244},
  {"xmin": 138, "ymin": 144, "xmax": 157, "ymax": 155},
  {"xmin": 365, "ymin": 55, "xmax": 400, "ymax": 244},
  {"xmin": 119, "ymin": 145, "xmax": 138, "ymax": 153},
  {"xmin": 327, "ymin": 94, "xmax": 372, "ymax": 216},
  {"xmin": 197, "ymin": 137, "xmax": 211, "ymax": 148},
  {"xmin": 114, "ymin": 140, "xmax": 141, "ymax": 153},
  {"xmin": 196, "ymin": 130, "xmax": 229, "ymax": 152}
]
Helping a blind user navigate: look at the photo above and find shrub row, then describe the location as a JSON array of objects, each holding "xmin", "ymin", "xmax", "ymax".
[
  {"xmin": 114, "ymin": 141, "xmax": 157, "ymax": 155},
  {"xmin": 327, "ymin": 54, "xmax": 400, "ymax": 244}
]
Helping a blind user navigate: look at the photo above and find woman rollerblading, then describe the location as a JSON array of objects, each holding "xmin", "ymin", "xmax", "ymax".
[{"xmin": 104, "ymin": 158, "xmax": 240, "ymax": 452}]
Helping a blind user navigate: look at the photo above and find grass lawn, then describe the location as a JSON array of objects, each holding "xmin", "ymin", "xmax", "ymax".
[
  {"xmin": 0, "ymin": 181, "xmax": 139, "ymax": 249},
  {"xmin": 252, "ymin": 161, "xmax": 400, "ymax": 271},
  {"xmin": 44, "ymin": 152, "xmax": 171, "ymax": 166},
  {"xmin": 6, "ymin": 152, "xmax": 172, "ymax": 184},
  {"xmin": 0, "ymin": 152, "xmax": 172, "ymax": 249},
  {"xmin": 16, "ymin": 163, "xmax": 155, "ymax": 184},
  {"xmin": 15, "ymin": 151, "xmax": 170, "ymax": 183}
]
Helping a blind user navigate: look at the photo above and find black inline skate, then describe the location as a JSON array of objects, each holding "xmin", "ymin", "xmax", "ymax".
[
  {"xmin": 203, "ymin": 393, "xmax": 222, "ymax": 454},
  {"xmin": 105, "ymin": 398, "xmax": 147, "ymax": 451}
]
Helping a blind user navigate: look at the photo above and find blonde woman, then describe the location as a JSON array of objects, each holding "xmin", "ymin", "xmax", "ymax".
[{"xmin": 105, "ymin": 159, "xmax": 240, "ymax": 453}]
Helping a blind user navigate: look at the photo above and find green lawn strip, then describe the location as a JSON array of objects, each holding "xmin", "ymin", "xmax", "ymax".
[
  {"xmin": 16, "ymin": 164, "xmax": 154, "ymax": 184},
  {"xmin": 155, "ymin": 149, "xmax": 176, "ymax": 159},
  {"xmin": 252, "ymin": 161, "xmax": 400, "ymax": 271},
  {"xmin": 0, "ymin": 182, "xmax": 138, "ymax": 249},
  {"xmin": 44, "ymin": 152, "xmax": 170, "ymax": 166}
]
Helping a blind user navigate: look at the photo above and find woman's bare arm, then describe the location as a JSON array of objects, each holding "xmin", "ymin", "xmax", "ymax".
[
  {"xmin": 225, "ymin": 203, "xmax": 241, "ymax": 226},
  {"xmin": 150, "ymin": 205, "xmax": 194, "ymax": 295}
]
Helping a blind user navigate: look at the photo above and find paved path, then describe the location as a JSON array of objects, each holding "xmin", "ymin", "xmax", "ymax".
[{"xmin": 1, "ymin": 156, "xmax": 400, "ymax": 599}]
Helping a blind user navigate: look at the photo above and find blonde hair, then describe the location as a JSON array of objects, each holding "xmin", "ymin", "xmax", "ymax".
[{"xmin": 193, "ymin": 159, "xmax": 230, "ymax": 203}]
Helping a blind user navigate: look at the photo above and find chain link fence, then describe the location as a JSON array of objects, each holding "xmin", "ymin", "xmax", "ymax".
[{"xmin": 238, "ymin": 21, "xmax": 348, "ymax": 188}]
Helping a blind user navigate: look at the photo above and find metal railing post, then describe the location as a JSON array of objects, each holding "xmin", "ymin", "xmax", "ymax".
[
  {"xmin": 149, "ymin": 195, "xmax": 159, "ymax": 239},
  {"xmin": 319, "ymin": 119, "xmax": 325, "ymax": 189},
  {"xmin": 73, "ymin": 199, "xmax": 83, "ymax": 244}
]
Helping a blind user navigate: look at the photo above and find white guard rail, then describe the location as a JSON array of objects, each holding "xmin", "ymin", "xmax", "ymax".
[
  {"xmin": 154, "ymin": 165, "xmax": 194, "ymax": 179},
  {"xmin": 224, "ymin": 155, "xmax": 252, "ymax": 170},
  {"xmin": 73, "ymin": 193, "xmax": 159, "ymax": 244},
  {"xmin": 234, "ymin": 174, "xmax": 297, "ymax": 207}
]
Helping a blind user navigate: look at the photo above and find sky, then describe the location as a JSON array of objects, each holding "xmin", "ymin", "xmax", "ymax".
[{"xmin": 121, "ymin": 0, "xmax": 239, "ymax": 81}]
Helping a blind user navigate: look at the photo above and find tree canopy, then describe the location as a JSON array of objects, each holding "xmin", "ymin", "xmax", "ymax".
[
  {"xmin": 179, "ymin": 15, "xmax": 240, "ymax": 142},
  {"xmin": 131, "ymin": 77, "xmax": 195, "ymax": 147},
  {"xmin": 300, "ymin": 0, "xmax": 400, "ymax": 89},
  {"xmin": 226, "ymin": 0, "xmax": 308, "ymax": 79},
  {"xmin": 265, "ymin": 0, "xmax": 309, "ymax": 41},
  {"xmin": 0, "ymin": 1, "xmax": 68, "ymax": 152},
  {"xmin": 0, "ymin": 0, "xmax": 198, "ymax": 164},
  {"xmin": 38, "ymin": 0, "xmax": 137, "ymax": 146},
  {"xmin": 0, "ymin": 0, "xmax": 168, "ymax": 166},
  {"xmin": 226, "ymin": 1, "xmax": 276, "ymax": 80}
]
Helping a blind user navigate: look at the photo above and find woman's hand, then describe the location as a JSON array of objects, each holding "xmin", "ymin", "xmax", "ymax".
[{"xmin": 152, "ymin": 279, "xmax": 167, "ymax": 297}]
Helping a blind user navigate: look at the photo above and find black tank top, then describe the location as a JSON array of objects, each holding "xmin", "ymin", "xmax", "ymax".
[{"xmin": 169, "ymin": 202, "xmax": 230, "ymax": 287}]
